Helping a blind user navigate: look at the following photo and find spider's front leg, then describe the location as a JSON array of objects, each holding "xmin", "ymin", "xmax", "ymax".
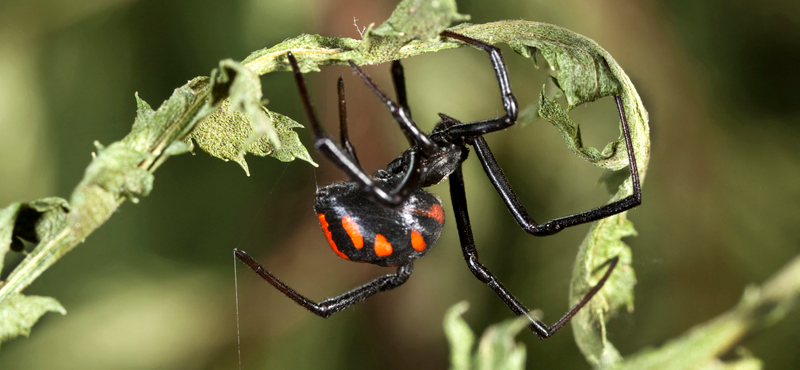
[
  {"xmin": 286, "ymin": 51, "xmax": 421, "ymax": 207},
  {"xmin": 470, "ymin": 95, "xmax": 641, "ymax": 236},
  {"xmin": 437, "ymin": 30, "xmax": 519, "ymax": 141},
  {"xmin": 439, "ymin": 31, "xmax": 640, "ymax": 228},
  {"xmin": 347, "ymin": 60, "xmax": 438, "ymax": 157},
  {"xmin": 234, "ymin": 249, "xmax": 413, "ymax": 318}
]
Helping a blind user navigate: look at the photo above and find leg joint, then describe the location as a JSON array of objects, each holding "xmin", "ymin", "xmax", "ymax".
[{"xmin": 466, "ymin": 256, "xmax": 494, "ymax": 284}]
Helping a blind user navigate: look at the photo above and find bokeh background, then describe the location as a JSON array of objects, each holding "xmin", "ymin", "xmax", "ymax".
[{"xmin": 1, "ymin": 0, "xmax": 799, "ymax": 369}]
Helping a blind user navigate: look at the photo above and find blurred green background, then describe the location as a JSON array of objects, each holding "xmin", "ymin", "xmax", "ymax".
[{"xmin": 1, "ymin": 0, "xmax": 799, "ymax": 369}]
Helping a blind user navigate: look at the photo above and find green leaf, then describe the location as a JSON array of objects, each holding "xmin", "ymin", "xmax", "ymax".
[
  {"xmin": 210, "ymin": 59, "xmax": 279, "ymax": 149},
  {"xmin": 0, "ymin": 293, "xmax": 66, "ymax": 347},
  {"xmin": 188, "ymin": 101, "xmax": 316, "ymax": 176},
  {"xmin": 444, "ymin": 301, "xmax": 475, "ymax": 370},
  {"xmin": 186, "ymin": 59, "xmax": 316, "ymax": 175},
  {"xmin": 569, "ymin": 214, "xmax": 636, "ymax": 367},
  {"xmin": 241, "ymin": 0, "xmax": 468, "ymax": 75},
  {"xmin": 0, "ymin": 202, "xmax": 22, "ymax": 268},
  {"xmin": 363, "ymin": 0, "xmax": 469, "ymax": 54},
  {"xmin": 261, "ymin": 110, "xmax": 316, "ymax": 165},
  {"xmin": 538, "ymin": 89, "xmax": 622, "ymax": 169},
  {"xmin": 122, "ymin": 77, "xmax": 212, "ymax": 155},
  {"xmin": 611, "ymin": 255, "xmax": 800, "ymax": 370},
  {"xmin": 242, "ymin": 34, "xmax": 362, "ymax": 75},
  {"xmin": 18, "ymin": 198, "xmax": 71, "ymax": 245},
  {"xmin": 474, "ymin": 316, "xmax": 527, "ymax": 370},
  {"xmin": 85, "ymin": 141, "xmax": 155, "ymax": 200},
  {"xmin": 0, "ymin": 198, "xmax": 70, "ymax": 269},
  {"xmin": 444, "ymin": 301, "xmax": 527, "ymax": 370}
]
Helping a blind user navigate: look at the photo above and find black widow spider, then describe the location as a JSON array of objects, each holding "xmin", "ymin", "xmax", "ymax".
[{"xmin": 234, "ymin": 30, "xmax": 641, "ymax": 339}]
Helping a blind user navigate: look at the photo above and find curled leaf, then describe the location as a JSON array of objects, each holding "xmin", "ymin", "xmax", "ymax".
[
  {"xmin": 0, "ymin": 198, "xmax": 70, "ymax": 268},
  {"xmin": 538, "ymin": 89, "xmax": 623, "ymax": 169}
]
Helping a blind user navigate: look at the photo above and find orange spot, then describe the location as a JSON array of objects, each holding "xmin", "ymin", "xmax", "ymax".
[
  {"xmin": 341, "ymin": 215, "xmax": 364, "ymax": 249},
  {"xmin": 410, "ymin": 230, "xmax": 426, "ymax": 252},
  {"xmin": 427, "ymin": 204, "xmax": 444, "ymax": 224},
  {"xmin": 374, "ymin": 234, "xmax": 393, "ymax": 257},
  {"xmin": 318, "ymin": 214, "xmax": 349, "ymax": 260}
]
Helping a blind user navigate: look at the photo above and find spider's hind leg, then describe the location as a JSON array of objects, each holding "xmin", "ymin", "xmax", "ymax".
[
  {"xmin": 235, "ymin": 249, "xmax": 414, "ymax": 318},
  {"xmin": 447, "ymin": 165, "xmax": 619, "ymax": 339}
]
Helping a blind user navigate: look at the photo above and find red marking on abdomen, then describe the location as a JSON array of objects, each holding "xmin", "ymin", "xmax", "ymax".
[
  {"xmin": 341, "ymin": 214, "xmax": 364, "ymax": 249},
  {"xmin": 410, "ymin": 230, "xmax": 426, "ymax": 252},
  {"xmin": 318, "ymin": 213, "xmax": 349, "ymax": 260},
  {"xmin": 374, "ymin": 234, "xmax": 393, "ymax": 257},
  {"xmin": 427, "ymin": 204, "xmax": 444, "ymax": 224}
]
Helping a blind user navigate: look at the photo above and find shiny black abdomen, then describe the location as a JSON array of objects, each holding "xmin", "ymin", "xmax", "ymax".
[{"xmin": 314, "ymin": 180, "xmax": 445, "ymax": 267}]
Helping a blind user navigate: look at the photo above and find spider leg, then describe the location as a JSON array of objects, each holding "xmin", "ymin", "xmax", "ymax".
[
  {"xmin": 348, "ymin": 61, "xmax": 438, "ymax": 156},
  {"xmin": 235, "ymin": 249, "xmax": 413, "ymax": 318},
  {"xmin": 437, "ymin": 30, "xmax": 518, "ymax": 140},
  {"xmin": 448, "ymin": 166, "xmax": 618, "ymax": 339},
  {"xmin": 288, "ymin": 51, "xmax": 420, "ymax": 207},
  {"xmin": 391, "ymin": 60, "xmax": 411, "ymax": 114},
  {"xmin": 337, "ymin": 77, "xmax": 359, "ymax": 165},
  {"xmin": 388, "ymin": 59, "xmax": 416, "ymax": 150},
  {"xmin": 471, "ymin": 95, "xmax": 641, "ymax": 235}
]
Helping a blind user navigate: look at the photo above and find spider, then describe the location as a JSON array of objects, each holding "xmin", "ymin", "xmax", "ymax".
[{"xmin": 234, "ymin": 30, "xmax": 641, "ymax": 339}]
